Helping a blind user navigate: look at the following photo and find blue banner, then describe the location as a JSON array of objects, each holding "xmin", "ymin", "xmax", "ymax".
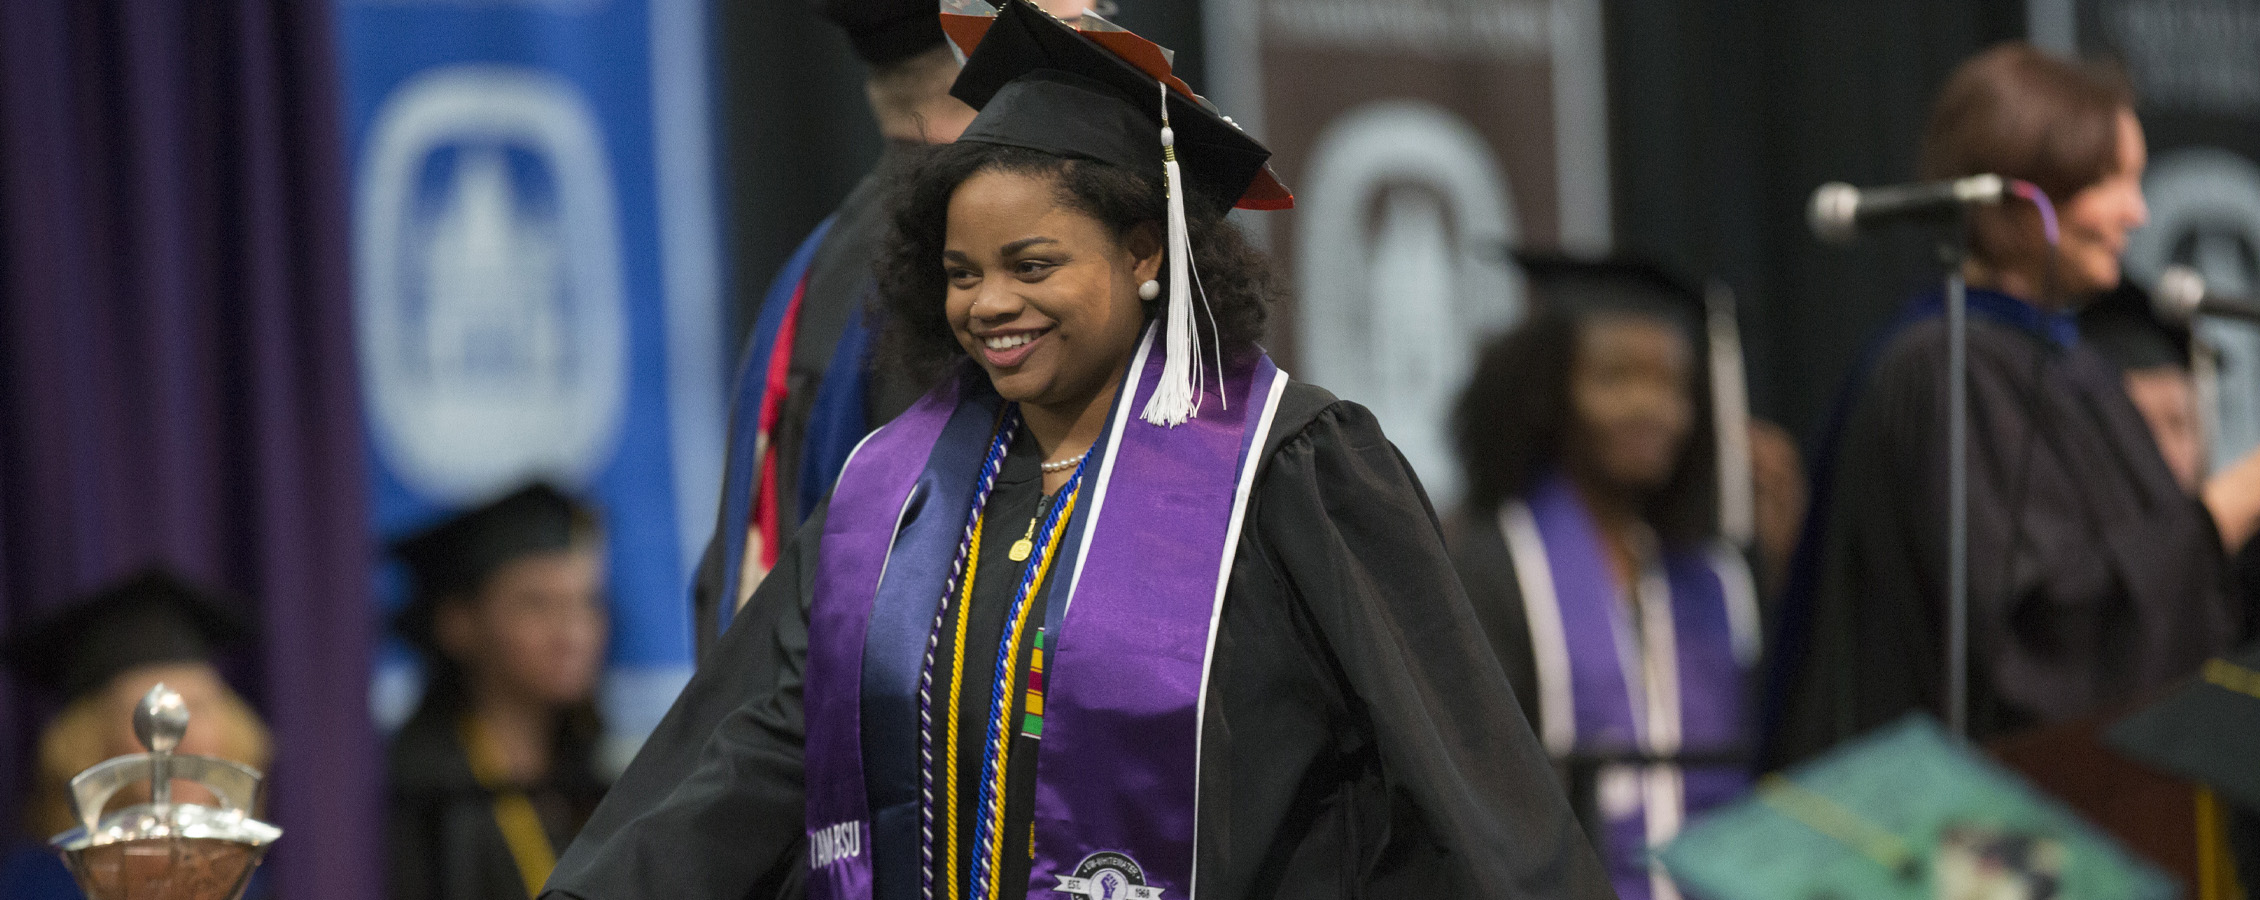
[{"xmin": 336, "ymin": 0, "xmax": 723, "ymax": 766}]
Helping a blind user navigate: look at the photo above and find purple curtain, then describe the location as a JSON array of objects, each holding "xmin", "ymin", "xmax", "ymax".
[{"xmin": 0, "ymin": 2, "xmax": 379, "ymax": 900}]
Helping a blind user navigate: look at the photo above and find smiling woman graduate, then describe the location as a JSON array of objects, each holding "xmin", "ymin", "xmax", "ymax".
[{"xmin": 539, "ymin": 3, "xmax": 1608, "ymax": 900}]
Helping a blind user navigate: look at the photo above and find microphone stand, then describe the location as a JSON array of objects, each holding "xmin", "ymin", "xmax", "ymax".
[{"xmin": 1939, "ymin": 221, "xmax": 1971, "ymax": 739}]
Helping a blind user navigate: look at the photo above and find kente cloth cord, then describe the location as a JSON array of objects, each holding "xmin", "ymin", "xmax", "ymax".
[
  {"xmin": 1021, "ymin": 630, "xmax": 1047, "ymax": 738},
  {"xmin": 919, "ymin": 408, "xmax": 1019, "ymax": 900}
]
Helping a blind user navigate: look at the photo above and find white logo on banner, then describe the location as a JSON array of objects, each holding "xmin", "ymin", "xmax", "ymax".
[
  {"xmin": 355, "ymin": 66, "xmax": 628, "ymax": 502},
  {"xmin": 2123, "ymin": 147, "xmax": 2260, "ymax": 472},
  {"xmin": 1295, "ymin": 101, "xmax": 1521, "ymax": 511}
]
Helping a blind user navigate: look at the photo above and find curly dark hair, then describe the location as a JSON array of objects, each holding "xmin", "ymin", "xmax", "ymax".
[
  {"xmin": 874, "ymin": 141, "xmax": 1278, "ymax": 388},
  {"xmin": 1452, "ymin": 308, "xmax": 1718, "ymax": 545}
]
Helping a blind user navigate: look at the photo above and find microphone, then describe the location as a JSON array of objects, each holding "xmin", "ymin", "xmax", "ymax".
[
  {"xmin": 1808, "ymin": 174, "xmax": 2008, "ymax": 244},
  {"xmin": 2154, "ymin": 264, "xmax": 2260, "ymax": 325}
]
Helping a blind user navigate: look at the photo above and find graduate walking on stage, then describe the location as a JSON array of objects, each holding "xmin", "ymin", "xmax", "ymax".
[{"xmin": 543, "ymin": 2, "xmax": 1610, "ymax": 899}]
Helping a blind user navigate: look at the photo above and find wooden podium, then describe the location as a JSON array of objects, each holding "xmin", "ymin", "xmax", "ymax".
[{"xmin": 1987, "ymin": 713, "xmax": 2239, "ymax": 900}]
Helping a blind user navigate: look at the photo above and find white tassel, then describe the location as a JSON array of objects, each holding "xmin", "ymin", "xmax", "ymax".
[{"xmin": 1140, "ymin": 87, "xmax": 1208, "ymax": 427}]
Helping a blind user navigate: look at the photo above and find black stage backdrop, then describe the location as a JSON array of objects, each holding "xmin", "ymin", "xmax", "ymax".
[
  {"xmin": 716, "ymin": 0, "xmax": 2083, "ymax": 446},
  {"xmin": 1612, "ymin": 0, "xmax": 2029, "ymax": 439},
  {"xmin": 713, "ymin": 0, "xmax": 1206, "ymax": 351}
]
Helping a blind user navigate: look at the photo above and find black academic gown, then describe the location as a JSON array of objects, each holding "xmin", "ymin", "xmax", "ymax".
[
  {"xmin": 389, "ymin": 702, "xmax": 610, "ymax": 900},
  {"xmin": 1766, "ymin": 307, "xmax": 2241, "ymax": 767},
  {"xmin": 1447, "ymin": 513, "xmax": 1548, "ymax": 733},
  {"xmin": 543, "ymin": 382, "xmax": 1614, "ymax": 900},
  {"xmin": 1449, "ymin": 514, "xmax": 1766, "ymax": 746},
  {"xmin": 692, "ymin": 143, "xmax": 925, "ymax": 661}
]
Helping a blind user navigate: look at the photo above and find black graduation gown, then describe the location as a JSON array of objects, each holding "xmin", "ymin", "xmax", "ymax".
[
  {"xmin": 388, "ymin": 703, "xmax": 610, "ymax": 900},
  {"xmin": 1766, "ymin": 309, "xmax": 2241, "ymax": 767},
  {"xmin": 1445, "ymin": 513, "xmax": 1547, "ymax": 734},
  {"xmin": 692, "ymin": 141, "xmax": 924, "ymax": 660},
  {"xmin": 542, "ymin": 382, "xmax": 1614, "ymax": 900},
  {"xmin": 1448, "ymin": 514, "xmax": 1768, "ymax": 745},
  {"xmin": 769, "ymin": 140, "xmax": 926, "ymax": 526},
  {"xmin": 1448, "ymin": 510, "xmax": 1764, "ymax": 871}
]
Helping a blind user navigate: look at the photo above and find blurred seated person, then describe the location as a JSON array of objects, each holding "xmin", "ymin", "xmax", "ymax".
[
  {"xmin": 2083, "ymin": 280, "xmax": 2260, "ymax": 651},
  {"xmin": 1766, "ymin": 43, "xmax": 2260, "ymax": 768},
  {"xmin": 2078, "ymin": 278, "xmax": 2204, "ymax": 494},
  {"xmin": 387, "ymin": 483, "xmax": 611, "ymax": 900},
  {"xmin": 1447, "ymin": 254, "xmax": 1762, "ymax": 900},
  {"xmin": 0, "ymin": 567, "xmax": 273, "ymax": 900}
]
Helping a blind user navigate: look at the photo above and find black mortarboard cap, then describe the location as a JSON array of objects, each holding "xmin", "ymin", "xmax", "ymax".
[
  {"xmin": 1511, "ymin": 249, "xmax": 1709, "ymax": 330},
  {"xmin": 1, "ymin": 567, "xmax": 255, "ymax": 701},
  {"xmin": 1509, "ymin": 248, "xmax": 1764, "ymax": 544},
  {"xmin": 942, "ymin": 0, "xmax": 1292, "ymax": 211},
  {"xmin": 2079, "ymin": 278, "xmax": 2192, "ymax": 371},
  {"xmin": 815, "ymin": 0, "xmax": 948, "ymax": 67},
  {"xmin": 390, "ymin": 481, "xmax": 598, "ymax": 651},
  {"xmin": 2105, "ymin": 643, "xmax": 2260, "ymax": 811}
]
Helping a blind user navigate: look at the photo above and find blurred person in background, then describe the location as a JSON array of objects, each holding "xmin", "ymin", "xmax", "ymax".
[
  {"xmin": 0, "ymin": 568, "xmax": 274, "ymax": 900},
  {"xmin": 698, "ymin": 0, "xmax": 972, "ymax": 656},
  {"xmin": 1448, "ymin": 255, "xmax": 1762, "ymax": 900},
  {"xmin": 1766, "ymin": 43, "xmax": 2260, "ymax": 767},
  {"xmin": 388, "ymin": 483, "xmax": 611, "ymax": 900},
  {"xmin": 2077, "ymin": 279, "xmax": 2204, "ymax": 495}
]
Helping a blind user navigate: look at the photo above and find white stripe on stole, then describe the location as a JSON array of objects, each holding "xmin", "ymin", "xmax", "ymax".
[
  {"xmin": 1631, "ymin": 560, "xmax": 1685, "ymax": 900},
  {"xmin": 1496, "ymin": 503, "xmax": 1577, "ymax": 755},
  {"xmin": 850, "ymin": 416, "xmax": 921, "ymax": 607},
  {"xmin": 1504, "ymin": 507, "xmax": 1709, "ymax": 898},
  {"xmin": 1186, "ymin": 365, "xmax": 1288, "ymax": 900},
  {"xmin": 1059, "ymin": 329, "xmax": 1158, "ymax": 617},
  {"xmin": 1708, "ymin": 543, "xmax": 1762, "ymax": 668}
]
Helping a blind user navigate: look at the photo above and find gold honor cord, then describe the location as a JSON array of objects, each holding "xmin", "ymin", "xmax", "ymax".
[
  {"xmin": 1756, "ymin": 773, "xmax": 1924, "ymax": 881},
  {"xmin": 942, "ymin": 509, "xmax": 989, "ymax": 900},
  {"xmin": 460, "ymin": 718, "xmax": 560, "ymax": 899}
]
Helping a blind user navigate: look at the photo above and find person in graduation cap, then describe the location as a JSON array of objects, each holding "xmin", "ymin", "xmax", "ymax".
[
  {"xmin": 699, "ymin": 0, "xmax": 1103, "ymax": 660},
  {"xmin": 2081, "ymin": 280, "xmax": 2260, "ymax": 706},
  {"xmin": 1765, "ymin": 43, "xmax": 2260, "ymax": 769},
  {"xmin": 0, "ymin": 567, "xmax": 274, "ymax": 900},
  {"xmin": 1447, "ymin": 253, "xmax": 1763, "ymax": 900},
  {"xmin": 698, "ymin": 0, "xmax": 968, "ymax": 658},
  {"xmin": 388, "ymin": 482, "xmax": 612, "ymax": 900},
  {"xmin": 2078, "ymin": 278, "xmax": 2205, "ymax": 494},
  {"xmin": 543, "ymin": 3, "xmax": 1611, "ymax": 900}
]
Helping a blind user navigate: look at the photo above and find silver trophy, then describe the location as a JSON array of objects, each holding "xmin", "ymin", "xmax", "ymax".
[{"xmin": 49, "ymin": 684, "xmax": 282, "ymax": 900}]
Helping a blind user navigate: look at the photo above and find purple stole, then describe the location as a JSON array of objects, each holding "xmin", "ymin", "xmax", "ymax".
[
  {"xmin": 1496, "ymin": 473, "xmax": 1758, "ymax": 900},
  {"xmin": 802, "ymin": 329, "xmax": 1288, "ymax": 900}
]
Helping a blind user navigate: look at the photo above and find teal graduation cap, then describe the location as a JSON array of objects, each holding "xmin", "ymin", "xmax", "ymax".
[{"xmin": 1658, "ymin": 716, "xmax": 2174, "ymax": 900}]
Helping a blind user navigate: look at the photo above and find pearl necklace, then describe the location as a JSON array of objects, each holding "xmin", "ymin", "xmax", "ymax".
[{"xmin": 1039, "ymin": 456, "xmax": 1080, "ymax": 474}]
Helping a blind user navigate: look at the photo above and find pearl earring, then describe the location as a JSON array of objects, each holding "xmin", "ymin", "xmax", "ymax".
[{"xmin": 1138, "ymin": 279, "xmax": 1161, "ymax": 301}]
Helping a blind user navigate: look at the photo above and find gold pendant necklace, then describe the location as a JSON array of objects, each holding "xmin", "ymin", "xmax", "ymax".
[{"xmin": 1008, "ymin": 501, "xmax": 1043, "ymax": 562}]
